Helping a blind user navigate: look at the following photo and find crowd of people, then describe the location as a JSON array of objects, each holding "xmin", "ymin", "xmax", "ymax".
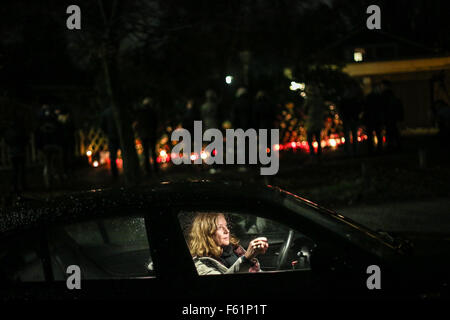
[
  {"xmin": 166, "ymin": 79, "xmax": 405, "ymax": 166},
  {"xmin": 361, "ymin": 80, "xmax": 404, "ymax": 155},
  {"xmin": 278, "ymin": 79, "xmax": 405, "ymax": 161},
  {"xmin": 1, "ymin": 77, "xmax": 441, "ymax": 192}
]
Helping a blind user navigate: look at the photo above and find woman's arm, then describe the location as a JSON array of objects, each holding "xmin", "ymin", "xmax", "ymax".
[{"xmin": 194, "ymin": 258, "xmax": 226, "ymax": 275}]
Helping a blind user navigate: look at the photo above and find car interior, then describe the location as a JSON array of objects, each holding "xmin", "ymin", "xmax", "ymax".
[
  {"xmin": 178, "ymin": 211, "xmax": 317, "ymax": 274},
  {"xmin": 0, "ymin": 234, "xmax": 46, "ymax": 283},
  {"xmin": 47, "ymin": 216, "xmax": 154, "ymax": 280}
]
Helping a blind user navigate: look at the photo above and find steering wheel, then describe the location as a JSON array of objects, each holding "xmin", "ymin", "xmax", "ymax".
[{"xmin": 276, "ymin": 229, "xmax": 295, "ymax": 270}]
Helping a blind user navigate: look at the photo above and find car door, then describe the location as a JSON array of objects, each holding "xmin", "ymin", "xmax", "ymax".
[
  {"xmin": 171, "ymin": 195, "xmax": 394, "ymax": 300},
  {"xmin": 0, "ymin": 228, "xmax": 51, "ymax": 300}
]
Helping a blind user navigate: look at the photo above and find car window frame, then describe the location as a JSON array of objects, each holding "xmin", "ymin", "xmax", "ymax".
[
  {"xmin": 45, "ymin": 208, "xmax": 159, "ymax": 282},
  {"xmin": 170, "ymin": 199, "xmax": 361, "ymax": 277}
]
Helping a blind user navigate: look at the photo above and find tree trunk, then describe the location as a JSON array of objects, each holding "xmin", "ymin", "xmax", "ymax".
[
  {"xmin": 102, "ymin": 56, "xmax": 141, "ymax": 187},
  {"xmin": 95, "ymin": 0, "xmax": 141, "ymax": 187}
]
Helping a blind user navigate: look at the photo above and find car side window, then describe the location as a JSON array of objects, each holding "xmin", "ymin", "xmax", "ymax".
[
  {"xmin": 47, "ymin": 216, "xmax": 154, "ymax": 280},
  {"xmin": 0, "ymin": 233, "xmax": 46, "ymax": 283},
  {"xmin": 178, "ymin": 211, "xmax": 317, "ymax": 275}
]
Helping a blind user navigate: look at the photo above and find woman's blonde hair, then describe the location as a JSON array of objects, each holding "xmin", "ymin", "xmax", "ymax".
[{"xmin": 188, "ymin": 213, "xmax": 239, "ymax": 258}]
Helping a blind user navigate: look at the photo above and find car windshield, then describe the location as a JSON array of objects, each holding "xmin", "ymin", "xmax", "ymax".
[{"xmin": 278, "ymin": 188, "xmax": 401, "ymax": 258}]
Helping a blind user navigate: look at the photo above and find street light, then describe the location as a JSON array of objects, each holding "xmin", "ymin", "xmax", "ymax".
[
  {"xmin": 354, "ymin": 48, "xmax": 365, "ymax": 62},
  {"xmin": 225, "ymin": 75, "xmax": 233, "ymax": 84},
  {"xmin": 289, "ymin": 81, "xmax": 305, "ymax": 91}
]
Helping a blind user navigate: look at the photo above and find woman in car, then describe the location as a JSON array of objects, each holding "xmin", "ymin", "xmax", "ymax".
[{"xmin": 188, "ymin": 213, "xmax": 269, "ymax": 275}]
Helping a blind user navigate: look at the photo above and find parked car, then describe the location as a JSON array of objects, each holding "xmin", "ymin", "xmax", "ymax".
[{"xmin": 0, "ymin": 181, "xmax": 449, "ymax": 301}]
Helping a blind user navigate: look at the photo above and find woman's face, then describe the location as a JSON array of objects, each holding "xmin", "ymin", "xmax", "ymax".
[{"xmin": 213, "ymin": 214, "xmax": 230, "ymax": 247}]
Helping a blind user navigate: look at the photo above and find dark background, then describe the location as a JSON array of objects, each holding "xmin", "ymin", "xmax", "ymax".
[{"xmin": 0, "ymin": 0, "xmax": 449, "ymax": 234}]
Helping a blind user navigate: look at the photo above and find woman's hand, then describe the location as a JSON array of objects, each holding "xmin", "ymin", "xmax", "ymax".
[{"xmin": 245, "ymin": 237, "xmax": 269, "ymax": 260}]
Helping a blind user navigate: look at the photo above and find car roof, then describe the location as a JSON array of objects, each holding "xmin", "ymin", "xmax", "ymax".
[{"xmin": 0, "ymin": 180, "xmax": 261, "ymax": 232}]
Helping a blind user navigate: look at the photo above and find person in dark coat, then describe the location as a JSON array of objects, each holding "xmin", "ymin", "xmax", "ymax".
[
  {"xmin": 380, "ymin": 80, "xmax": 404, "ymax": 152},
  {"xmin": 201, "ymin": 90, "xmax": 219, "ymax": 131},
  {"xmin": 304, "ymin": 85, "xmax": 326, "ymax": 159},
  {"xmin": 232, "ymin": 87, "xmax": 252, "ymax": 130},
  {"xmin": 100, "ymin": 106, "xmax": 120, "ymax": 178},
  {"xmin": 435, "ymin": 100, "xmax": 450, "ymax": 147},
  {"xmin": 338, "ymin": 83, "xmax": 363, "ymax": 156},
  {"xmin": 36, "ymin": 104, "xmax": 63, "ymax": 188},
  {"xmin": 363, "ymin": 83, "xmax": 385, "ymax": 155},
  {"xmin": 252, "ymin": 90, "xmax": 276, "ymax": 169},
  {"xmin": 182, "ymin": 98, "xmax": 196, "ymax": 134},
  {"xmin": 134, "ymin": 97, "xmax": 160, "ymax": 175},
  {"xmin": 253, "ymin": 90, "xmax": 276, "ymax": 130},
  {"xmin": 55, "ymin": 106, "xmax": 75, "ymax": 179}
]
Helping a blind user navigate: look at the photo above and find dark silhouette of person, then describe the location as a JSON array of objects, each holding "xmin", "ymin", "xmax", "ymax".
[
  {"xmin": 363, "ymin": 83, "xmax": 385, "ymax": 155},
  {"xmin": 232, "ymin": 87, "xmax": 252, "ymax": 130},
  {"xmin": 179, "ymin": 97, "xmax": 199, "ymax": 154},
  {"xmin": 252, "ymin": 90, "xmax": 276, "ymax": 169},
  {"xmin": 100, "ymin": 106, "xmax": 120, "ymax": 179},
  {"xmin": 55, "ymin": 106, "xmax": 75, "ymax": 179},
  {"xmin": 230, "ymin": 87, "xmax": 252, "ymax": 170},
  {"xmin": 253, "ymin": 90, "xmax": 276, "ymax": 130},
  {"xmin": 36, "ymin": 103, "xmax": 63, "ymax": 188},
  {"xmin": 201, "ymin": 90, "xmax": 219, "ymax": 131},
  {"xmin": 182, "ymin": 98, "xmax": 196, "ymax": 134},
  {"xmin": 304, "ymin": 85, "xmax": 326, "ymax": 160},
  {"xmin": 380, "ymin": 80, "xmax": 404, "ymax": 152},
  {"xmin": 134, "ymin": 97, "xmax": 160, "ymax": 175},
  {"xmin": 338, "ymin": 82, "xmax": 363, "ymax": 156},
  {"xmin": 4, "ymin": 110, "xmax": 29, "ymax": 193},
  {"xmin": 435, "ymin": 100, "xmax": 450, "ymax": 147}
]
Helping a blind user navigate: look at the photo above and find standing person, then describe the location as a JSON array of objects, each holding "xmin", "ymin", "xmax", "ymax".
[
  {"xmin": 436, "ymin": 100, "xmax": 450, "ymax": 148},
  {"xmin": 36, "ymin": 103, "xmax": 63, "ymax": 188},
  {"xmin": 232, "ymin": 87, "xmax": 251, "ymax": 130},
  {"xmin": 363, "ymin": 83, "xmax": 385, "ymax": 155},
  {"xmin": 182, "ymin": 98, "xmax": 196, "ymax": 134},
  {"xmin": 200, "ymin": 90, "xmax": 220, "ymax": 174},
  {"xmin": 339, "ymin": 82, "xmax": 363, "ymax": 156},
  {"xmin": 100, "ymin": 106, "xmax": 120, "ymax": 179},
  {"xmin": 201, "ymin": 90, "xmax": 219, "ymax": 131},
  {"xmin": 253, "ymin": 90, "xmax": 276, "ymax": 130},
  {"xmin": 4, "ymin": 110, "xmax": 29, "ymax": 193},
  {"xmin": 380, "ymin": 80, "xmax": 404, "ymax": 152},
  {"xmin": 231, "ymin": 87, "xmax": 252, "ymax": 171},
  {"xmin": 180, "ymin": 97, "xmax": 198, "ymax": 154},
  {"xmin": 55, "ymin": 106, "xmax": 75, "ymax": 180},
  {"xmin": 304, "ymin": 85, "xmax": 326, "ymax": 160},
  {"xmin": 253, "ymin": 91, "xmax": 276, "ymax": 167},
  {"xmin": 134, "ymin": 97, "xmax": 160, "ymax": 176}
]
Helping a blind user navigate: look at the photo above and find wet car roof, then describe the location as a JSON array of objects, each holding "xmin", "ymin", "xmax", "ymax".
[{"xmin": 0, "ymin": 180, "xmax": 331, "ymax": 230}]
